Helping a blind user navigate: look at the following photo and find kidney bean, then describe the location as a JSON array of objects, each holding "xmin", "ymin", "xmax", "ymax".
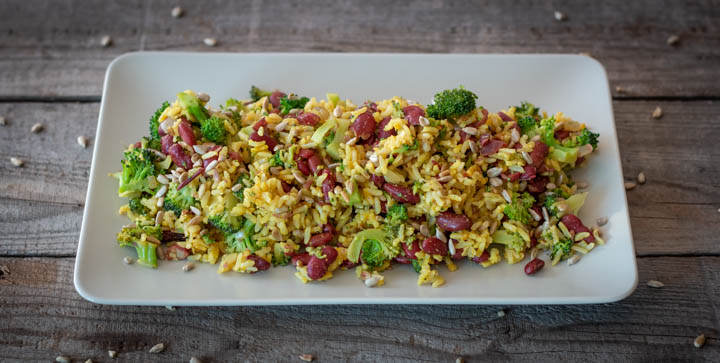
[
  {"xmin": 363, "ymin": 102, "xmax": 378, "ymax": 113},
  {"xmin": 178, "ymin": 168, "xmax": 203, "ymax": 191},
  {"xmin": 383, "ymin": 183, "xmax": 420, "ymax": 204},
  {"xmin": 575, "ymin": 156, "xmax": 585, "ymax": 165},
  {"xmin": 350, "ymin": 112, "xmax": 376, "ymax": 140},
  {"xmin": 481, "ymin": 138, "xmax": 507, "ymax": 156},
  {"xmin": 527, "ymin": 176, "xmax": 549, "ymax": 194},
  {"xmin": 555, "ymin": 130, "xmax": 570, "ymax": 140},
  {"xmin": 298, "ymin": 148, "xmax": 316, "ymax": 159},
  {"xmin": 250, "ymin": 131, "xmax": 278, "ymax": 151},
  {"xmin": 168, "ymin": 144, "xmax": 192, "ymax": 169},
  {"xmin": 165, "ymin": 244, "xmax": 191, "ymax": 260},
  {"xmin": 530, "ymin": 237, "xmax": 539, "ymax": 249},
  {"xmin": 530, "ymin": 141, "xmax": 549, "ymax": 166},
  {"xmin": 376, "ymin": 116, "xmax": 396, "ymax": 139},
  {"xmin": 252, "ymin": 118, "xmax": 268, "ymax": 131},
  {"xmin": 321, "ymin": 169, "xmax": 336, "ymax": 201},
  {"xmin": 436, "ymin": 211, "xmax": 472, "ymax": 231},
  {"xmin": 471, "ymin": 250, "xmax": 491, "ymax": 264},
  {"xmin": 479, "ymin": 108, "xmax": 489, "ymax": 124},
  {"xmin": 560, "ymin": 214, "xmax": 595, "ymax": 243},
  {"xmin": 524, "ymin": 258, "xmax": 545, "ymax": 275},
  {"xmin": 161, "ymin": 230, "xmax": 186, "ymax": 242},
  {"xmin": 269, "ymin": 91, "xmax": 286, "ymax": 108},
  {"xmin": 379, "ymin": 200, "xmax": 387, "ymax": 214},
  {"xmin": 247, "ymin": 254, "xmax": 270, "ymax": 273},
  {"xmin": 340, "ymin": 259, "xmax": 359, "ymax": 268},
  {"xmin": 322, "ymin": 223, "xmax": 337, "ymax": 236},
  {"xmin": 393, "ymin": 256, "xmax": 413, "ymax": 264},
  {"xmin": 371, "ymin": 174, "xmax": 386, "ymax": 188},
  {"xmin": 422, "ymin": 237, "xmax": 448, "ymax": 256},
  {"xmin": 228, "ymin": 151, "xmax": 243, "ymax": 161},
  {"xmin": 203, "ymin": 155, "xmax": 218, "ymax": 169},
  {"xmin": 321, "ymin": 246, "xmax": 338, "ymax": 266},
  {"xmin": 158, "ymin": 127, "xmax": 166, "ymax": 137},
  {"xmin": 308, "ymin": 155, "xmax": 323, "ymax": 174},
  {"xmin": 402, "ymin": 105, "xmax": 425, "ymax": 125},
  {"xmin": 297, "ymin": 112, "xmax": 320, "ymax": 126},
  {"xmin": 294, "ymin": 154, "xmax": 312, "ymax": 176},
  {"xmin": 308, "ymin": 232, "xmax": 333, "ymax": 247},
  {"xmin": 519, "ymin": 165, "xmax": 537, "ymax": 181},
  {"xmin": 177, "ymin": 118, "xmax": 196, "ymax": 146},
  {"xmin": 502, "ymin": 172, "xmax": 521, "ymax": 182},
  {"xmin": 402, "ymin": 240, "xmax": 421, "ymax": 260},
  {"xmin": 161, "ymin": 134, "xmax": 174, "ymax": 154},
  {"xmin": 292, "ymin": 253, "xmax": 312, "ymax": 267},
  {"xmin": 281, "ymin": 180, "xmax": 292, "ymax": 193},
  {"xmin": 498, "ymin": 111, "xmax": 513, "ymax": 122},
  {"xmin": 307, "ymin": 256, "xmax": 328, "ymax": 280},
  {"xmin": 451, "ymin": 245, "xmax": 464, "ymax": 260}
]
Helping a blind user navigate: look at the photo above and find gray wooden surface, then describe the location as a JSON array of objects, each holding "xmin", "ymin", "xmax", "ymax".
[{"xmin": 1, "ymin": 0, "xmax": 719, "ymax": 362}]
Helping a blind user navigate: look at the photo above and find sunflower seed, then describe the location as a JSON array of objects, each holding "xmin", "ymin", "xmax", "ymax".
[
  {"xmin": 625, "ymin": 181, "xmax": 637, "ymax": 190},
  {"xmin": 155, "ymin": 184, "xmax": 168, "ymax": 198},
  {"xmin": 100, "ymin": 35, "xmax": 112, "ymax": 47},
  {"xmin": 190, "ymin": 206, "xmax": 202, "ymax": 216},
  {"xmin": 556, "ymin": 203, "xmax": 568, "ymax": 212},
  {"xmin": 0, "ymin": 116, "xmax": 5, "ymax": 126},
  {"xmin": 501, "ymin": 190, "xmax": 512, "ymax": 203},
  {"xmin": 637, "ymin": 172, "xmax": 646, "ymax": 184},
  {"xmin": 203, "ymin": 38, "xmax": 217, "ymax": 47},
  {"xmin": 171, "ymin": 6, "xmax": 184, "ymax": 18},
  {"xmin": 489, "ymin": 177, "xmax": 503, "ymax": 187},
  {"xmin": 652, "ymin": 106, "xmax": 663, "ymax": 119},
  {"xmin": 546, "ymin": 182, "xmax": 556, "ymax": 190},
  {"xmin": 364, "ymin": 276, "xmax": 380, "ymax": 288},
  {"xmin": 497, "ymin": 309, "xmax": 506, "ymax": 317},
  {"xmin": 76, "ymin": 135, "xmax": 88, "ymax": 148},
  {"xmin": 197, "ymin": 93, "xmax": 210, "ymax": 102},
  {"xmin": 292, "ymin": 170, "xmax": 306, "ymax": 183},
  {"xmin": 419, "ymin": 224, "xmax": 430, "ymax": 237},
  {"xmin": 567, "ymin": 254, "xmax": 581, "ymax": 266},
  {"xmin": 155, "ymin": 211, "xmax": 164, "ymax": 226},
  {"xmin": 596, "ymin": 216, "xmax": 608, "ymax": 226},
  {"xmin": 146, "ymin": 235, "xmax": 161, "ymax": 244},
  {"xmin": 667, "ymin": 34, "xmax": 680, "ymax": 46},
  {"xmin": 437, "ymin": 175, "xmax": 453, "ymax": 183},
  {"xmin": 694, "ymin": 334, "xmax": 706, "ymax": 348},
  {"xmin": 85, "ymin": 360, "xmax": 94, "ymax": 363},
  {"xmin": 123, "ymin": 256, "xmax": 134, "ymax": 265},
  {"xmin": 647, "ymin": 280, "xmax": 664, "ymax": 288},
  {"xmin": 468, "ymin": 140, "xmax": 478, "ymax": 153},
  {"xmin": 448, "ymin": 239, "xmax": 456, "ymax": 255},
  {"xmin": 275, "ymin": 120, "xmax": 289, "ymax": 132},
  {"xmin": 542, "ymin": 207, "xmax": 550, "ymax": 221},
  {"xmin": 531, "ymin": 135, "xmax": 541, "ymax": 142},
  {"xmin": 435, "ymin": 228, "xmax": 447, "ymax": 243},
  {"xmin": 205, "ymin": 159, "xmax": 218, "ymax": 172},
  {"xmin": 511, "ymin": 128, "xmax": 520, "ymax": 143},
  {"xmin": 298, "ymin": 354, "xmax": 314, "ymax": 361},
  {"xmin": 9, "ymin": 157, "xmax": 23, "ymax": 167},
  {"xmin": 108, "ymin": 351, "xmax": 118, "ymax": 359},
  {"xmin": 149, "ymin": 343, "xmax": 165, "ymax": 354},
  {"xmin": 521, "ymin": 151, "xmax": 533, "ymax": 164},
  {"xmin": 333, "ymin": 106, "xmax": 343, "ymax": 118},
  {"xmin": 554, "ymin": 10, "xmax": 567, "ymax": 21},
  {"xmin": 615, "ymin": 86, "xmax": 625, "ymax": 94},
  {"xmin": 188, "ymin": 215, "xmax": 203, "ymax": 226},
  {"xmin": 529, "ymin": 208, "xmax": 541, "ymax": 222},
  {"xmin": 156, "ymin": 197, "xmax": 164, "ymax": 208},
  {"xmin": 31, "ymin": 123, "xmax": 44, "ymax": 133},
  {"xmin": 486, "ymin": 167, "xmax": 502, "ymax": 177},
  {"xmin": 56, "ymin": 356, "xmax": 71, "ymax": 363},
  {"xmin": 530, "ymin": 247, "xmax": 539, "ymax": 260},
  {"xmin": 489, "ymin": 220, "xmax": 499, "ymax": 235},
  {"xmin": 461, "ymin": 126, "xmax": 477, "ymax": 135},
  {"xmin": 418, "ymin": 116, "xmax": 430, "ymax": 126},
  {"xmin": 190, "ymin": 357, "xmax": 202, "ymax": 363},
  {"xmin": 576, "ymin": 181, "xmax": 589, "ymax": 189}
]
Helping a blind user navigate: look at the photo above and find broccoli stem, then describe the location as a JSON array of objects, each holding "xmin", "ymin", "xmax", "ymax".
[{"xmin": 134, "ymin": 241, "xmax": 158, "ymax": 268}]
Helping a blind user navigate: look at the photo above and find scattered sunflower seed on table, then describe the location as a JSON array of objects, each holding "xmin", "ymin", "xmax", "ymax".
[
  {"xmin": 652, "ymin": 106, "xmax": 663, "ymax": 119},
  {"xmin": 108, "ymin": 350, "xmax": 117, "ymax": 358},
  {"xmin": 31, "ymin": 122, "xmax": 44, "ymax": 133},
  {"xmin": 10, "ymin": 157, "xmax": 24, "ymax": 167},
  {"xmin": 554, "ymin": 11, "xmax": 567, "ymax": 21},
  {"xmin": 100, "ymin": 35, "xmax": 112, "ymax": 47},
  {"xmin": 647, "ymin": 280, "xmax": 664, "ymax": 288},
  {"xmin": 637, "ymin": 172, "xmax": 646, "ymax": 184},
  {"xmin": 624, "ymin": 181, "xmax": 637, "ymax": 190},
  {"xmin": 667, "ymin": 34, "xmax": 680, "ymax": 46},
  {"xmin": 299, "ymin": 354, "xmax": 314, "ymax": 361},
  {"xmin": 149, "ymin": 343, "xmax": 165, "ymax": 353},
  {"xmin": 694, "ymin": 334, "xmax": 705, "ymax": 348},
  {"xmin": 171, "ymin": 6, "xmax": 184, "ymax": 18},
  {"xmin": 203, "ymin": 38, "xmax": 217, "ymax": 47}
]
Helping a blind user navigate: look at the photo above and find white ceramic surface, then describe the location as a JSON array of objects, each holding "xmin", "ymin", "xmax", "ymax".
[{"xmin": 74, "ymin": 52, "xmax": 637, "ymax": 305}]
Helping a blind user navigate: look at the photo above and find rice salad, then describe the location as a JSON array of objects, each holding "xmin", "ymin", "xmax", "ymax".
[{"xmin": 113, "ymin": 86, "xmax": 603, "ymax": 287}]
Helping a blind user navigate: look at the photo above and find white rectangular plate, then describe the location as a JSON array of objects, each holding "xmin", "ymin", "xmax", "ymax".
[{"xmin": 74, "ymin": 52, "xmax": 637, "ymax": 305}]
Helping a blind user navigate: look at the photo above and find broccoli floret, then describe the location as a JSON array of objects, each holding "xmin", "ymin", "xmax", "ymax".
[
  {"xmin": 392, "ymin": 101, "xmax": 404, "ymax": 118},
  {"xmin": 177, "ymin": 92, "xmax": 208, "ymax": 123},
  {"xmin": 128, "ymin": 198, "xmax": 149, "ymax": 215},
  {"xmin": 233, "ymin": 174, "xmax": 251, "ymax": 202},
  {"xmin": 518, "ymin": 116, "xmax": 539, "ymax": 135},
  {"xmin": 140, "ymin": 137, "xmax": 162, "ymax": 152},
  {"xmin": 249, "ymin": 86, "xmax": 272, "ymax": 102},
  {"xmin": 360, "ymin": 239, "xmax": 396, "ymax": 268},
  {"xmin": 279, "ymin": 96, "xmax": 310, "ymax": 114},
  {"xmin": 209, "ymin": 211, "xmax": 244, "ymax": 235},
  {"xmin": 149, "ymin": 101, "xmax": 170, "ymax": 140},
  {"xmin": 272, "ymin": 243, "xmax": 290, "ymax": 266},
  {"xmin": 116, "ymin": 225, "xmax": 162, "ymax": 268},
  {"xmin": 426, "ymin": 87, "xmax": 478, "ymax": 120},
  {"xmin": 396, "ymin": 140, "xmax": 419, "ymax": 154},
  {"xmin": 164, "ymin": 182, "xmax": 196, "ymax": 216},
  {"xmin": 574, "ymin": 128, "xmax": 600, "ymax": 150},
  {"xmin": 491, "ymin": 229, "xmax": 526, "ymax": 251},
  {"xmin": 539, "ymin": 117, "xmax": 579, "ymax": 165},
  {"xmin": 386, "ymin": 204, "xmax": 408, "ymax": 227},
  {"xmin": 224, "ymin": 219, "xmax": 257, "ymax": 253},
  {"xmin": 270, "ymin": 153, "xmax": 284, "ymax": 167},
  {"xmin": 200, "ymin": 116, "xmax": 227, "ymax": 144},
  {"xmin": 118, "ymin": 148, "xmax": 158, "ymax": 198},
  {"xmin": 544, "ymin": 194, "xmax": 558, "ymax": 217},
  {"xmin": 503, "ymin": 192, "xmax": 536, "ymax": 225},
  {"xmin": 551, "ymin": 238, "xmax": 573, "ymax": 259},
  {"xmin": 411, "ymin": 259, "xmax": 422, "ymax": 273},
  {"xmin": 514, "ymin": 101, "xmax": 539, "ymax": 120}
]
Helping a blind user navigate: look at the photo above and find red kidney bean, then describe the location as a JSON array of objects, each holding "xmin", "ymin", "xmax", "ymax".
[
  {"xmin": 471, "ymin": 250, "xmax": 491, "ymax": 264},
  {"xmin": 350, "ymin": 112, "xmax": 376, "ymax": 140},
  {"xmin": 134, "ymin": 141, "xmax": 142, "ymax": 149},
  {"xmin": 321, "ymin": 246, "xmax": 338, "ymax": 266},
  {"xmin": 228, "ymin": 151, "xmax": 242, "ymax": 161},
  {"xmin": 554, "ymin": 130, "xmax": 570, "ymax": 140},
  {"xmin": 308, "ymin": 232, "xmax": 333, "ymax": 247},
  {"xmin": 451, "ymin": 244, "xmax": 464, "ymax": 260},
  {"xmin": 321, "ymin": 169, "xmax": 336, "ymax": 202},
  {"xmin": 178, "ymin": 118, "xmax": 196, "ymax": 146},
  {"xmin": 292, "ymin": 253, "xmax": 312, "ymax": 267},
  {"xmin": 307, "ymin": 256, "xmax": 328, "ymax": 280},
  {"xmin": 530, "ymin": 141, "xmax": 549, "ymax": 166},
  {"xmin": 250, "ymin": 131, "xmax": 278, "ymax": 151},
  {"xmin": 281, "ymin": 180, "xmax": 292, "ymax": 193},
  {"xmin": 436, "ymin": 211, "xmax": 472, "ymax": 231},
  {"xmin": 480, "ymin": 108, "xmax": 489, "ymax": 124},
  {"xmin": 294, "ymin": 154, "xmax": 312, "ymax": 176},
  {"xmin": 376, "ymin": 116, "xmax": 396, "ymax": 139},
  {"xmin": 519, "ymin": 165, "xmax": 537, "ymax": 181},
  {"xmin": 252, "ymin": 118, "xmax": 268, "ymax": 131},
  {"xmin": 322, "ymin": 223, "xmax": 337, "ymax": 236},
  {"xmin": 177, "ymin": 168, "xmax": 203, "ymax": 191},
  {"xmin": 340, "ymin": 259, "xmax": 359, "ymax": 268},
  {"xmin": 393, "ymin": 256, "xmax": 413, "ymax": 264},
  {"xmin": 422, "ymin": 237, "xmax": 448, "ymax": 256},
  {"xmin": 161, "ymin": 230, "xmax": 186, "ymax": 243},
  {"xmin": 297, "ymin": 112, "xmax": 320, "ymax": 126},
  {"xmin": 379, "ymin": 200, "xmax": 387, "ymax": 214},
  {"xmin": 527, "ymin": 176, "xmax": 549, "ymax": 194},
  {"xmin": 168, "ymin": 144, "xmax": 192, "ymax": 169},
  {"xmin": 502, "ymin": 172, "xmax": 521, "ymax": 182},
  {"xmin": 269, "ymin": 91, "xmax": 286, "ymax": 108},
  {"xmin": 575, "ymin": 156, "xmax": 585, "ymax": 165},
  {"xmin": 161, "ymin": 134, "xmax": 174, "ymax": 154},
  {"xmin": 298, "ymin": 148, "xmax": 316, "ymax": 159},
  {"xmin": 165, "ymin": 244, "xmax": 191, "ymax": 260},
  {"xmin": 158, "ymin": 127, "xmax": 166, "ymax": 137},
  {"xmin": 308, "ymin": 155, "xmax": 323, "ymax": 174},
  {"xmin": 560, "ymin": 214, "xmax": 595, "ymax": 243},
  {"xmin": 402, "ymin": 105, "xmax": 425, "ymax": 125},
  {"xmin": 524, "ymin": 258, "xmax": 545, "ymax": 275},
  {"xmin": 371, "ymin": 174, "xmax": 386, "ymax": 188},
  {"xmin": 363, "ymin": 102, "xmax": 378, "ymax": 113},
  {"xmin": 481, "ymin": 138, "xmax": 507, "ymax": 156},
  {"xmin": 530, "ymin": 236, "xmax": 539, "ymax": 249},
  {"xmin": 247, "ymin": 254, "xmax": 270, "ymax": 273},
  {"xmin": 402, "ymin": 240, "xmax": 422, "ymax": 260},
  {"xmin": 498, "ymin": 111, "xmax": 513, "ymax": 122},
  {"xmin": 383, "ymin": 183, "xmax": 420, "ymax": 204}
]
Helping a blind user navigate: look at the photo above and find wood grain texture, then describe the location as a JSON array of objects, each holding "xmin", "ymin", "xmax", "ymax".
[
  {"xmin": 2, "ymin": 100, "xmax": 718, "ymax": 256},
  {"xmin": 0, "ymin": 256, "xmax": 718, "ymax": 362},
  {"xmin": 1, "ymin": 0, "xmax": 719, "ymax": 98}
]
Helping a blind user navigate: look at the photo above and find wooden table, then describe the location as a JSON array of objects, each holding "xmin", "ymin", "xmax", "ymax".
[{"xmin": 1, "ymin": 1, "xmax": 719, "ymax": 362}]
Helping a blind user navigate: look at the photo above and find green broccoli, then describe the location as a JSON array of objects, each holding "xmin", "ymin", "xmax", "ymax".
[
  {"xmin": 411, "ymin": 259, "xmax": 422, "ymax": 273},
  {"xmin": 412, "ymin": 180, "xmax": 424, "ymax": 195},
  {"xmin": 128, "ymin": 198, "xmax": 149, "ymax": 215},
  {"xmin": 551, "ymin": 237, "xmax": 573, "ymax": 259},
  {"xmin": 426, "ymin": 87, "xmax": 478, "ymax": 120},
  {"xmin": 503, "ymin": 192, "xmax": 536, "ymax": 225},
  {"xmin": 392, "ymin": 101, "xmax": 404, "ymax": 118},
  {"xmin": 360, "ymin": 239, "xmax": 396, "ymax": 268},
  {"xmin": 116, "ymin": 225, "xmax": 162, "ymax": 268},
  {"xmin": 164, "ymin": 182, "xmax": 197, "ymax": 216},
  {"xmin": 491, "ymin": 229, "xmax": 526, "ymax": 251},
  {"xmin": 517, "ymin": 116, "xmax": 539, "ymax": 135},
  {"xmin": 249, "ymin": 86, "xmax": 272, "ymax": 102},
  {"xmin": 386, "ymin": 204, "xmax": 408, "ymax": 227},
  {"xmin": 279, "ymin": 96, "xmax": 310, "ymax": 114},
  {"xmin": 514, "ymin": 101, "xmax": 539, "ymax": 120},
  {"xmin": 270, "ymin": 153, "xmax": 284, "ymax": 167},
  {"xmin": 233, "ymin": 174, "xmax": 251, "ymax": 202},
  {"xmin": 177, "ymin": 92, "xmax": 208, "ymax": 123},
  {"xmin": 149, "ymin": 101, "xmax": 170, "ymax": 140},
  {"xmin": 396, "ymin": 140, "xmax": 419, "ymax": 154},
  {"xmin": 539, "ymin": 117, "xmax": 579, "ymax": 165},
  {"xmin": 543, "ymin": 194, "xmax": 558, "ymax": 217},
  {"xmin": 272, "ymin": 243, "xmax": 290, "ymax": 266},
  {"xmin": 564, "ymin": 128, "xmax": 600, "ymax": 150},
  {"xmin": 117, "ymin": 148, "xmax": 158, "ymax": 198},
  {"xmin": 140, "ymin": 136, "xmax": 162, "ymax": 152},
  {"xmin": 209, "ymin": 211, "xmax": 244, "ymax": 235},
  {"xmin": 224, "ymin": 219, "xmax": 257, "ymax": 253},
  {"xmin": 200, "ymin": 115, "xmax": 227, "ymax": 144}
]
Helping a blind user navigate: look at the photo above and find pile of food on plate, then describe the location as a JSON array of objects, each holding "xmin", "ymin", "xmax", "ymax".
[{"xmin": 112, "ymin": 86, "xmax": 603, "ymax": 287}]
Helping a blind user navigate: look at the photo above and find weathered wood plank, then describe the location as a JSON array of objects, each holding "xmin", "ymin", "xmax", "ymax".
[
  {"xmin": 0, "ymin": 256, "xmax": 717, "ymax": 362},
  {"xmin": 1, "ymin": 0, "xmax": 719, "ymax": 98},
  {"xmin": 2, "ymin": 100, "xmax": 718, "ymax": 256}
]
